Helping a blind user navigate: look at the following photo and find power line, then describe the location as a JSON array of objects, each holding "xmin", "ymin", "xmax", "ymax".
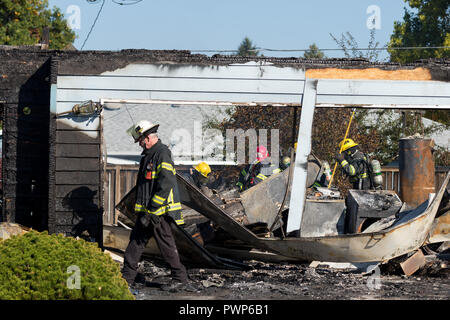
[
  {"xmin": 255, "ymin": 46, "xmax": 450, "ymax": 53},
  {"xmin": 112, "ymin": 0, "xmax": 143, "ymax": 5},
  {"xmin": 81, "ymin": 0, "xmax": 106, "ymax": 50},
  {"xmin": 189, "ymin": 46, "xmax": 450, "ymax": 54}
]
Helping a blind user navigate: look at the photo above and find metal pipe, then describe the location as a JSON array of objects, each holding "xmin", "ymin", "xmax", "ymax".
[{"xmin": 399, "ymin": 137, "xmax": 435, "ymax": 208}]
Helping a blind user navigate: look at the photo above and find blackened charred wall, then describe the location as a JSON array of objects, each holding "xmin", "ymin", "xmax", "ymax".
[{"xmin": 0, "ymin": 49, "xmax": 51, "ymax": 230}]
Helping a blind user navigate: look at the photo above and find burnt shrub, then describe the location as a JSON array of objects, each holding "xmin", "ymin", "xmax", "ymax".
[{"xmin": 0, "ymin": 231, "xmax": 134, "ymax": 300}]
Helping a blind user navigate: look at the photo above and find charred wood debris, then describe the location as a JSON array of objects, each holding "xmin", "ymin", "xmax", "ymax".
[{"xmin": 112, "ymin": 165, "xmax": 449, "ymax": 281}]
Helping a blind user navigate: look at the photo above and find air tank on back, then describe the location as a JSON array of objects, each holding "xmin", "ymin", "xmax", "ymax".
[{"xmin": 370, "ymin": 159, "xmax": 383, "ymax": 189}]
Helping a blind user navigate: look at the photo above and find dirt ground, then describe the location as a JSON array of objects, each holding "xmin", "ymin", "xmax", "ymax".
[{"xmin": 128, "ymin": 259, "xmax": 449, "ymax": 301}]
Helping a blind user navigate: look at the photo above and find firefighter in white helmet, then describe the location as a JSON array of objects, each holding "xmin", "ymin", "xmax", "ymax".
[{"xmin": 122, "ymin": 120, "xmax": 190, "ymax": 292}]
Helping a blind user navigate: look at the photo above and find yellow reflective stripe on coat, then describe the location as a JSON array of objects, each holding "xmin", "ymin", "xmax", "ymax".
[
  {"xmin": 256, "ymin": 173, "xmax": 267, "ymax": 180},
  {"xmin": 341, "ymin": 160, "xmax": 349, "ymax": 167},
  {"xmin": 161, "ymin": 162, "xmax": 176, "ymax": 174},
  {"xmin": 151, "ymin": 194, "xmax": 166, "ymax": 205},
  {"xmin": 135, "ymin": 203, "xmax": 166, "ymax": 216},
  {"xmin": 272, "ymin": 168, "xmax": 281, "ymax": 174},
  {"xmin": 348, "ymin": 165, "xmax": 356, "ymax": 176},
  {"xmin": 174, "ymin": 219, "xmax": 184, "ymax": 225},
  {"xmin": 135, "ymin": 203, "xmax": 146, "ymax": 213},
  {"xmin": 148, "ymin": 206, "xmax": 167, "ymax": 216},
  {"xmin": 135, "ymin": 203, "xmax": 184, "ymax": 224},
  {"xmin": 359, "ymin": 173, "xmax": 368, "ymax": 178},
  {"xmin": 168, "ymin": 202, "xmax": 182, "ymax": 211}
]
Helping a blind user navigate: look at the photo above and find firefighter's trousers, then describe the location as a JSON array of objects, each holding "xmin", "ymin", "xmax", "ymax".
[{"xmin": 122, "ymin": 214, "xmax": 188, "ymax": 285}]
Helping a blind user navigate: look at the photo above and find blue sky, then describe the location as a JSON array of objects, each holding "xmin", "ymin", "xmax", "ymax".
[{"xmin": 49, "ymin": 0, "xmax": 408, "ymax": 60}]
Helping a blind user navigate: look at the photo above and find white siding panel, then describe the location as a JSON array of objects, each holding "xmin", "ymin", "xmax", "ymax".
[
  {"xmin": 316, "ymin": 79, "xmax": 450, "ymax": 106},
  {"xmin": 57, "ymin": 76, "xmax": 304, "ymax": 94},
  {"xmin": 57, "ymin": 89, "xmax": 152, "ymax": 102},
  {"xmin": 97, "ymin": 62, "xmax": 307, "ymax": 80},
  {"xmin": 317, "ymin": 79, "xmax": 450, "ymax": 97},
  {"xmin": 316, "ymin": 95, "xmax": 450, "ymax": 106},
  {"xmin": 56, "ymin": 116, "xmax": 100, "ymax": 131},
  {"xmin": 57, "ymin": 89, "xmax": 302, "ymax": 104}
]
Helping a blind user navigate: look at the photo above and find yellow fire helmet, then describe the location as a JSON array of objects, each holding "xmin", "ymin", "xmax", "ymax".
[
  {"xmin": 194, "ymin": 162, "xmax": 211, "ymax": 178},
  {"xmin": 339, "ymin": 138, "xmax": 358, "ymax": 152}
]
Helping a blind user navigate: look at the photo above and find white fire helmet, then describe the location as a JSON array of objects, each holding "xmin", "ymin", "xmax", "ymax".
[{"xmin": 126, "ymin": 120, "xmax": 159, "ymax": 143}]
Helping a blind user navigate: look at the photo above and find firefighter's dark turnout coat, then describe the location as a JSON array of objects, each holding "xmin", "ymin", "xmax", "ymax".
[
  {"xmin": 236, "ymin": 160, "xmax": 281, "ymax": 191},
  {"xmin": 135, "ymin": 140, "xmax": 184, "ymax": 225},
  {"xmin": 122, "ymin": 139, "xmax": 187, "ymax": 286},
  {"xmin": 339, "ymin": 146, "xmax": 371, "ymax": 190}
]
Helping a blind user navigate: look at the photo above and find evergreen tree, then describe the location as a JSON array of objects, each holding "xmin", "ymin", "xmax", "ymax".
[
  {"xmin": 237, "ymin": 37, "xmax": 259, "ymax": 56},
  {"xmin": 303, "ymin": 43, "xmax": 326, "ymax": 59},
  {"xmin": 0, "ymin": 0, "xmax": 75, "ymax": 49}
]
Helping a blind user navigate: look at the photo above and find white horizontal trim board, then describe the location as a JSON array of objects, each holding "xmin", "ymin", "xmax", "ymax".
[
  {"xmin": 57, "ymin": 76, "xmax": 304, "ymax": 94},
  {"xmin": 316, "ymin": 95, "xmax": 450, "ymax": 106},
  {"xmin": 56, "ymin": 90, "xmax": 302, "ymax": 105},
  {"xmin": 315, "ymin": 79, "xmax": 450, "ymax": 106},
  {"xmin": 97, "ymin": 62, "xmax": 307, "ymax": 80},
  {"xmin": 317, "ymin": 79, "xmax": 450, "ymax": 97}
]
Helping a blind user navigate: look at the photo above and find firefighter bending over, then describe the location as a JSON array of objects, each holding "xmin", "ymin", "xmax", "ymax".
[
  {"xmin": 236, "ymin": 145, "xmax": 281, "ymax": 192},
  {"xmin": 335, "ymin": 138, "xmax": 372, "ymax": 190}
]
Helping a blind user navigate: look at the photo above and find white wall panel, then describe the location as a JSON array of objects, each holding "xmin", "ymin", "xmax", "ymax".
[
  {"xmin": 57, "ymin": 76, "xmax": 304, "ymax": 94},
  {"xmin": 96, "ymin": 62, "xmax": 307, "ymax": 80},
  {"xmin": 57, "ymin": 89, "xmax": 302, "ymax": 105},
  {"xmin": 316, "ymin": 79, "xmax": 450, "ymax": 106}
]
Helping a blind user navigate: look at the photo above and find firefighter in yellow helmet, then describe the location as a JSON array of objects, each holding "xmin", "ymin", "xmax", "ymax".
[
  {"xmin": 335, "ymin": 138, "xmax": 372, "ymax": 190},
  {"xmin": 189, "ymin": 162, "xmax": 211, "ymax": 188},
  {"xmin": 182, "ymin": 162, "xmax": 224, "ymax": 207}
]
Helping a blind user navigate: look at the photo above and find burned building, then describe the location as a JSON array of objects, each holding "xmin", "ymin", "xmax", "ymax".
[{"xmin": 0, "ymin": 47, "xmax": 448, "ymax": 245}]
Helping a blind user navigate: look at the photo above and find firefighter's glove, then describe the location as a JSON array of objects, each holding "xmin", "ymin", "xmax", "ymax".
[
  {"xmin": 335, "ymin": 153, "xmax": 344, "ymax": 163},
  {"xmin": 140, "ymin": 213, "xmax": 161, "ymax": 228}
]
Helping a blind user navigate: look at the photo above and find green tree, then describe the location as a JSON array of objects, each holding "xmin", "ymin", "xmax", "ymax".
[
  {"xmin": 0, "ymin": 0, "xmax": 75, "ymax": 49},
  {"xmin": 303, "ymin": 43, "xmax": 326, "ymax": 59},
  {"xmin": 388, "ymin": 1, "xmax": 449, "ymax": 126},
  {"xmin": 388, "ymin": 0, "xmax": 449, "ymax": 63},
  {"xmin": 237, "ymin": 37, "xmax": 259, "ymax": 56}
]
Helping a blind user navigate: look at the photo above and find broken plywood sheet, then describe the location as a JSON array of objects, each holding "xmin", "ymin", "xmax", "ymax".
[
  {"xmin": 400, "ymin": 250, "xmax": 427, "ymax": 276},
  {"xmin": 239, "ymin": 155, "xmax": 321, "ymax": 226},
  {"xmin": 299, "ymin": 200, "xmax": 346, "ymax": 237}
]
